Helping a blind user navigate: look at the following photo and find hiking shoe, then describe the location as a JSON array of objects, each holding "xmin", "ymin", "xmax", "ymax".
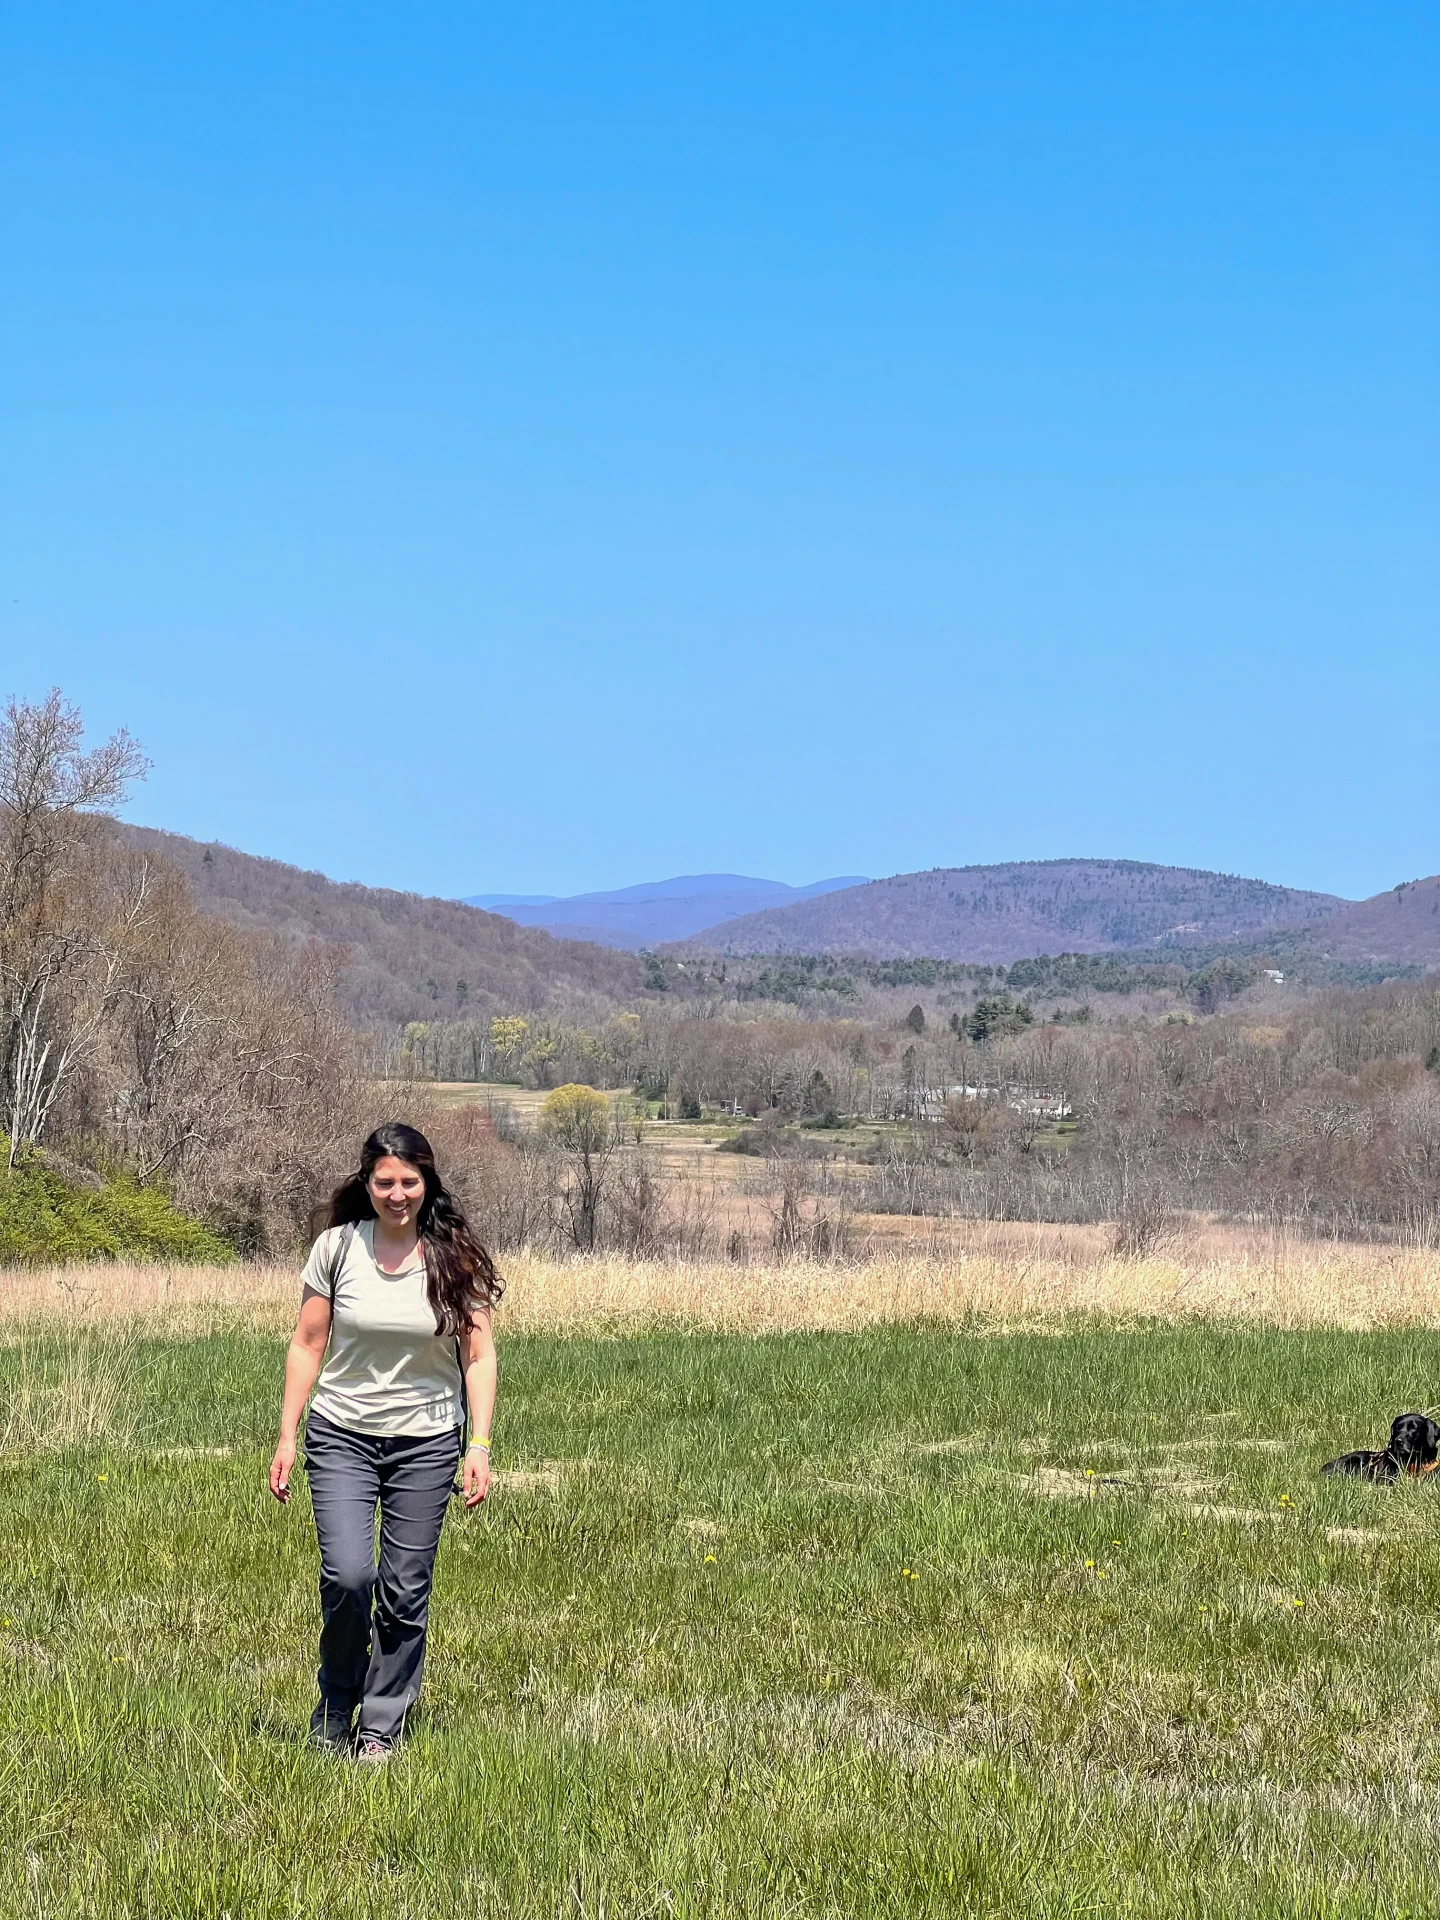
[
  {"xmin": 308, "ymin": 1706, "xmax": 354, "ymax": 1753},
  {"xmin": 354, "ymin": 1737, "xmax": 394, "ymax": 1765}
]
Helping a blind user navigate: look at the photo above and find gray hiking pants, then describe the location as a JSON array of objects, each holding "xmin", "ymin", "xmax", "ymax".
[{"xmin": 303, "ymin": 1410, "xmax": 462, "ymax": 1746}]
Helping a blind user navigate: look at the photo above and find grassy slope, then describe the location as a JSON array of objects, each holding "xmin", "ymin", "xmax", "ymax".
[{"xmin": 4, "ymin": 1323, "xmax": 1440, "ymax": 1916}]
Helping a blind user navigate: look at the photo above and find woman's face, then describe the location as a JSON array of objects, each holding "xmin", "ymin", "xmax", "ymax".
[{"xmin": 367, "ymin": 1155, "xmax": 426, "ymax": 1231}]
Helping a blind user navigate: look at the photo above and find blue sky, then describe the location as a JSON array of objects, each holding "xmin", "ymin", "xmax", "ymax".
[{"xmin": 3, "ymin": 3, "xmax": 1435, "ymax": 902}]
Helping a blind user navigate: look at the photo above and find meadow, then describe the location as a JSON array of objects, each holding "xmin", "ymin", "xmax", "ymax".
[{"xmin": 4, "ymin": 1242, "xmax": 1440, "ymax": 1917}]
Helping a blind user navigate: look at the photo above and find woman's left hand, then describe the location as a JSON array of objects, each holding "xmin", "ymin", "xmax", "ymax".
[{"xmin": 462, "ymin": 1447, "xmax": 491, "ymax": 1509}]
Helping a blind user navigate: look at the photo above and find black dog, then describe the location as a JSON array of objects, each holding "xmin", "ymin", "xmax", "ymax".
[{"xmin": 1322, "ymin": 1412, "xmax": 1440, "ymax": 1482}]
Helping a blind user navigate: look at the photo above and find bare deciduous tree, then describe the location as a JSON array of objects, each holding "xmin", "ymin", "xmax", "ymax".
[{"xmin": 0, "ymin": 691, "xmax": 149, "ymax": 1162}]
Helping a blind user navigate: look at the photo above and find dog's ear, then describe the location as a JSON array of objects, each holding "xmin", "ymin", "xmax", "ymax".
[{"xmin": 1424, "ymin": 1418, "xmax": 1439, "ymax": 1456}]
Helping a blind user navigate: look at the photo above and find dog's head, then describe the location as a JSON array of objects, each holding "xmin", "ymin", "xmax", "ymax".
[{"xmin": 1387, "ymin": 1413, "xmax": 1439, "ymax": 1474}]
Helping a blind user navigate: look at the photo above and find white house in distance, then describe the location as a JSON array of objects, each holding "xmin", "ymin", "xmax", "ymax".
[{"xmin": 922, "ymin": 1083, "xmax": 1072, "ymax": 1120}]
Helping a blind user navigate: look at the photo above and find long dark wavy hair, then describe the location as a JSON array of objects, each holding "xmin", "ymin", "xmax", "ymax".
[{"xmin": 322, "ymin": 1123, "xmax": 503, "ymax": 1334}]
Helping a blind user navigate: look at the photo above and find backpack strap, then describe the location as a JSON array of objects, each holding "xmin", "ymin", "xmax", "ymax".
[
  {"xmin": 327, "ymin": 1222, "xmax": 357, "ymax": 1298},
  {"xmin": 301, "ymin": 1223, "xmax": 355, "ymax": 1449}
]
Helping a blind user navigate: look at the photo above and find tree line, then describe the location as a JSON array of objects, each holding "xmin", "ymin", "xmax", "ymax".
[{"xmin": 396, "ymin": 982, "xmax": 1440, "ymax": 1245}]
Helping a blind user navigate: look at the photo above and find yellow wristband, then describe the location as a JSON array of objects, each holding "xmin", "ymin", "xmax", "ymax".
[{"xmin": 467, "ymin": 1436, "xmax": 490, "ymax": 1451}]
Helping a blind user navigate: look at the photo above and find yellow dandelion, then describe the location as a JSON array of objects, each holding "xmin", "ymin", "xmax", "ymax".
[
  {"xmin": 704, "ymin": 1553, "xmax": 717, "ymax": 1565},
  {"xmin": 97, "ymin": 1473, "xmax": 108, "ymax": 1484},
  {"xmin": 1085, "ymin": 1559, "xmax": 1095, "ymax": 1569}
]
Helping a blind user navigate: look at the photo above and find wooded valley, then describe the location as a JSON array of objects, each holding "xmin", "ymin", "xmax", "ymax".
[{"xmin": 4, "ymin": 689, "xmax": 1438, "ymax": 1262}]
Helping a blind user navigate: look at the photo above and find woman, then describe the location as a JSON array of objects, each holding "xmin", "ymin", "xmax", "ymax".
[{"xmin": 269, "ymin": 1122, "xmax": 501, "ymax": 1761}]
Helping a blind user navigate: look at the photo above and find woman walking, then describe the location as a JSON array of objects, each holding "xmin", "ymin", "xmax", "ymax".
[{"xmin": 269, "ymin": 1122, "xmax": 501, "ymax": 1760}]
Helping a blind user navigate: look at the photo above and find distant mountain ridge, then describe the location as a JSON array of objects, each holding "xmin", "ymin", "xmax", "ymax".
[
  {"xmin": 467, "ymin": 892, "xmax": 561, "ymax": 908},
  {"xmin": 678, "ymin": 859, "xmax": 1356, "ymax": 965},
  {"xmin": 462, "ymin": 873, "xmax": 867, "ymax": 950}
]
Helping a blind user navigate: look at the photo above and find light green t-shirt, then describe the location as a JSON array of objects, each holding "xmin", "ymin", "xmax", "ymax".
[{"xmin": 303, "ymin": 1222, "xmax": 464, "ymax": 1438}]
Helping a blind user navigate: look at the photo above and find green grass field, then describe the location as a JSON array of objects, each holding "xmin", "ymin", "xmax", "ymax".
[{"xmin": 5, "ymin": 1320, "xmax": 1440, "ymax": 1917}]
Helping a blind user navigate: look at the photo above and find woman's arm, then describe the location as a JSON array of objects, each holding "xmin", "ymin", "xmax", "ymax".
[
  {"xmin": 460, "ymin": 1309, "xmax": 497, "ymax": 1510},
  {"xmin": 269, "ymin": 1289, "xmax": 333, "ymax": 1503}
]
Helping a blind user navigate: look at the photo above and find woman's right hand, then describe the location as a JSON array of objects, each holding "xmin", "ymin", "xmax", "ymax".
[
  {"xmin": 273, "ymin": 1299, "xmax": 332, "ymax": 1506},
  {"xmin": 270, "ymin": 1435, "xmax": 297, "ymax": 1504}
]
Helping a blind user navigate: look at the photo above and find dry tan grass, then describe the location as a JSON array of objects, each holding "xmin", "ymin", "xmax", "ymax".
[
  {"xmin": 0, "ymin": 1221, "xmax": 1436, "ymax": 1335},
  {"xmin": 0, "ymin": 1262, "xmax": 299, "ymax": 1335}
]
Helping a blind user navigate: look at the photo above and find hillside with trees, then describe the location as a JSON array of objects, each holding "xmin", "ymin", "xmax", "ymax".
[
  {"xmin": 1, "ymin": 693, "xmax": 364, "ymax": 1253},
  {"xmin": 1277, "ymin": 875, "xmax": 1440, "ymax": 967},
  {"xmin": 688, "ymin": 860, "xmax": 1353, "ymax": 962},
  {"xmin": 0, "ymin": 690, "xmax": 637, "ymax": 1257},
  {"xmin": 119, "ymin": 825, "xmax": 649, "ymax": 1027}
]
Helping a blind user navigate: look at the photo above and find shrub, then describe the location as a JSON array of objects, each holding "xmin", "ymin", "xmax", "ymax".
[
  {"xmin": 0, "ymin": 1144, "xmax": 236, "ymax": 1266},
  {"xmin": 1108, "ymin": 1192, "xmax": 1189, "ymax": 1262}
]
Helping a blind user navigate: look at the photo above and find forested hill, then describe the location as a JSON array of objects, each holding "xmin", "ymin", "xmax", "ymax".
[
  {"xmin": 683, "ymin": 860, "xmax": 1353, "ymax": 963},
  {"xmin": 119, "ymin": 826, "xmax": 648, "ymax": 1027},
  {"xmin": 1280, "ymin": 873, "xmax": 1440, "ymax": 967}
]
